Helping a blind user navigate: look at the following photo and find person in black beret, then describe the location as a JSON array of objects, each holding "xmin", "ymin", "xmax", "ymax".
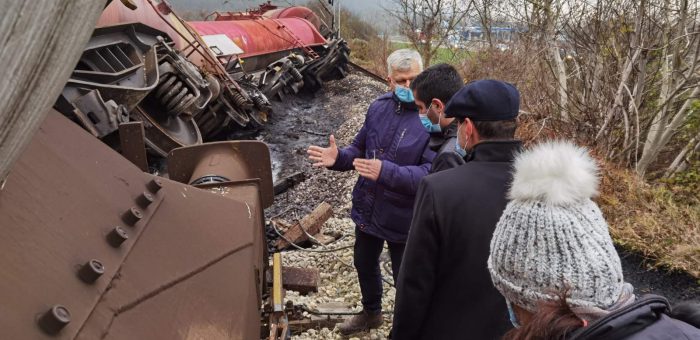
[{"xmin": 392, "ymin": 79, "xmax": 523, "ymax": 340}]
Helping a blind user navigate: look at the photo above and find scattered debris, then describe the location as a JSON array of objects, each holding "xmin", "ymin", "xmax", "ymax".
[
  {"xmin": 311, "ymin": 233, "xmax": 337, "ymax": 246},
  {"xmin": 274, "ymin": 172, "xmax": 307, "ymax": 196},
  {"xmin": 267, "ymin": 267, "xmax": 321, "ymax": 295},
  {"xmin": 275, "ymin": 202, "xmax": 333, "ymax": 250}
]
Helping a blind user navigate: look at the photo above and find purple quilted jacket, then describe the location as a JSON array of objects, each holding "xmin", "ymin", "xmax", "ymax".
[{"xmin": 330, "ymin": 92, "xmax": 435, "ymax": 243}]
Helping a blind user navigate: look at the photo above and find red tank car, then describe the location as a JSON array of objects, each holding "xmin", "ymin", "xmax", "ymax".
[{"xmin": 188, "ymin": 17, "xmax": 326, "ymax": 70}]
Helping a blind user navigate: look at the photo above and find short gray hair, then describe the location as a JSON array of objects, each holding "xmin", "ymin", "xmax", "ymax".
[{"xmin": 386, "ymin": 49, "xmax": 423, "ymax": 76}]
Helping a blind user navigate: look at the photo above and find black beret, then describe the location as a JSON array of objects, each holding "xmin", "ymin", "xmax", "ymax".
[{"xmin": 444, "ymin": 79, "xmax": 520, "ymax": 121}]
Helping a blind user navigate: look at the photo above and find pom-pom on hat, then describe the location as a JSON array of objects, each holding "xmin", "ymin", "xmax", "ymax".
[
  {"xmin": 444, "ymin": 79, "xmax": 520, "ymax": 121},
  {"xmin": 488, "ymin": 140, "xmax": 625, "ymax": 313}
]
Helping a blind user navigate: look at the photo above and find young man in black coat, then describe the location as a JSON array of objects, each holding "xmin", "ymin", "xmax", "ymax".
[
  {"xmin": 410, "ymin": 64, "xmax": 465, "ymax": 173},
  {"xmin": 392, "ymin": 80, "xmax": 522, "ymax": 340}
]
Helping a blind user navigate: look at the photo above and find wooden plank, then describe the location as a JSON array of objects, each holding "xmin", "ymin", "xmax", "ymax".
[
  {"xmin": 275, "ymin": 202, "xmax": 333, "ymax": 249},
  {"xmin": 119, "ymin": 122, "xmax": 149, "ymax": 171}
]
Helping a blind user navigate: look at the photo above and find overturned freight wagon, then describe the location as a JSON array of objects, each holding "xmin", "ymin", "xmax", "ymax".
[{"xmin": 56, "ymin": 0, "xmax": 349, "ymax": 156}]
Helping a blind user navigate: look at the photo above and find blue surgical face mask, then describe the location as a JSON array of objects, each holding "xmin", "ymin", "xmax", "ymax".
[
  {"xmin": 506, "ymin": 300, "xmax": 521, "ymax": 329},
  {"xmin": 419, "ymin": 103, "xmax": 442, "ymax": 133},
  {"xmin": 394, "ymin": 85, "xmax": 415, "ymax": 103},
  {"xmin": 454, "ymin": 122, "xmax": 468, "ymax": 158}
]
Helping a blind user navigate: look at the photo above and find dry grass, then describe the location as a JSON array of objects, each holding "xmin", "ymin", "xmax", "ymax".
[{"xmin": 597, "ymin": 163, "xmax": 700, "ymax": 278}]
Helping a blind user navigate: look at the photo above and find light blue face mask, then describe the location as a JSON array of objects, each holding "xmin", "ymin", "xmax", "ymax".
[
  {"xmin": 454, "ymin": 122, "xmax": 468, "ymax": 158},
  {"xmin": 394, "ymin": 85, "xmax": 415, "ymax": 103},
  {"xmin": 419, "ymin": 103, "xmax": 442, "ymax": 133},
  {"xmin": 506, "ymin": 300, "xmax": 521, "ymax": 328}
]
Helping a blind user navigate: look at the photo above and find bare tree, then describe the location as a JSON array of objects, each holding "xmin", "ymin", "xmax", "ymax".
[
  {"xmin": 384, "ymin": 0, "xmax": 473, "ymax": 66},
  {"xmin": 636, "ymin": 0, "xmax": 700, "ymax": 175},
  {"xmin": 528, "ymin": 0, "xmax": 700, "ymax": 176},
  {"xmin": 666, "ymin": 133, "xmax": 700, "ymax": 176}
]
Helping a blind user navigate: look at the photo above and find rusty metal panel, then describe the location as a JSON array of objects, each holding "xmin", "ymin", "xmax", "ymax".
[
  {"xmin": 119, "ymin": 121, "xmax": 149, "ymax": 171},
  {"xmin": 0, "ymin": 112, "xmax": 261, "ymax": 339},
  {"xmin": 99, "ymin": 249, "xmax": 260, "ymax": 340},
  {"xmin": 197, "ymin": 180, "xmax": 269, "ymax": 299}
]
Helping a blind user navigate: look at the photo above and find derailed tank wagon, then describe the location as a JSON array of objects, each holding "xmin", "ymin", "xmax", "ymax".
[
  {"xmin": 1, "ymin": 0, "xmax": 345, "ymax": 338},
  {"xmin": 57, "ymin": 0, "xmax": 349, "ymax": 155}
]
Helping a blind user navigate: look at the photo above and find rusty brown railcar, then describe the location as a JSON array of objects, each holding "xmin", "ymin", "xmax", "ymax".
[{"xmin": 0, "ymin": 111, "xmax": 274, "ymax": 339}]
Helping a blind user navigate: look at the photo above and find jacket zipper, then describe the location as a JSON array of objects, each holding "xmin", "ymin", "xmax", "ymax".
[{"xmin": 393, "ymin": 128, "xmax": 407, "ymax": 159}]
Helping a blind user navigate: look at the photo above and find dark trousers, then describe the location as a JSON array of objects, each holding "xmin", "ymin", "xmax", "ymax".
[{"xmin": 354, "ymin": 228, "xmax": 406, "ymax": 312}]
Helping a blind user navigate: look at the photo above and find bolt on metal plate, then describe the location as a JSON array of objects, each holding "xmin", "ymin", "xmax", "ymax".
[
  {"xmin": 37, "ymin": 305, "xmax": 71, "ymax": 335},
  {"xmin": 122, "ymin": 207, "xmax": 143, "ymax": 226},
  {"xmin": 147, "ymin": 178, "xmax": 163, "ymax": 193},
  {"xmin": 78, "ymin": 259, "xmax": 104, "ymax": 283},
  {"xmin": 107, "ymin": 226, "xmax": 129, "ymax": 247},
  {"xmin": 136, "ymin": 192, "xmax": 155, "ymax": 208}
]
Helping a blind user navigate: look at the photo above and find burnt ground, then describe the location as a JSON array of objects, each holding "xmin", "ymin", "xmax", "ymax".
[
  {"xmin": 618, "ymin": 247, "xmax": 699, "ymax": 303},
  {"xmin": 260, "ymin": 73, "xmax": 386, "ymax": 218},
  {"xmin": 258, "ymin": 70, "xmax": 698, "ymax": 335}
]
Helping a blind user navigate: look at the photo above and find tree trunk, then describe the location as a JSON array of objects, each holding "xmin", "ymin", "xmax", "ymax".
[
  {"xmin": 665, "ymin": 134, "xmax": 700, "ymax": 177},
  {"xmin": 637, "ymin": 86, "xmax": 700, "ymax": 175},
  {"xmin": 550, "ymin": 41, "xmax": 569, "ymax": 120},
  {"xmin": 637, "ymin": 0, "xmax": 690, "ymax": 175},
  {"xmin": 595, "ymin": 48, "xmax": 641, "ymax": 140},
  {"xmin": 0, "ymin": 0, "xmax": 106, "ymax": 183}
]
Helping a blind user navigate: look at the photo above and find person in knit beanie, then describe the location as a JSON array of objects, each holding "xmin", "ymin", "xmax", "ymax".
[{"xmin": 487, "ymin": 140, "xmax": 700, "ymax": 340}]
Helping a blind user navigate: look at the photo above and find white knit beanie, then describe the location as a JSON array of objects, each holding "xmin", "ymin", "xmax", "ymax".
[{"xmin": 487, "ymin": 140, "xmax": 625, "ymax": 312}]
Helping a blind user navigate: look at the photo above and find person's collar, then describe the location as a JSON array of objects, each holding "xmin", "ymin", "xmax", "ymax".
[
  {"xmin": 468, "ymin": 140, "xmax": 523, "ymax": 162},
  {"xmin": 568, "ymin": 295, "xmax": 670, "ymax": 340},
  {"xmin": 443, "ymin": 120, "xmax": 458, "ymax": 138},
  {"xmin": 391, "ymin": 92, "xmax": 418, "ymax": 111}
]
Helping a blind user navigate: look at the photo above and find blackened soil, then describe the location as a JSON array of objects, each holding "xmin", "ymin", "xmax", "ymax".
[
  {"xmin": 617, "ymin": 246, "xmax": 699, "ymax": 304},
  {"xmin": 258, "ymin": 73, "xmax": 385, "ymax": 200}
]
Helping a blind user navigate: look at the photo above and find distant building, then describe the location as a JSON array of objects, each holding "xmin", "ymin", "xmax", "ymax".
[{"xmin": 461, "ymin": 26, "xmax": 517, "ymax": 42}]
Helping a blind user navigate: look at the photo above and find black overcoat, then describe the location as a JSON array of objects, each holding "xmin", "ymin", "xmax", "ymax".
[{"xmin": 393, "ymin": 140, "xmax": 522, "ymax": 340}]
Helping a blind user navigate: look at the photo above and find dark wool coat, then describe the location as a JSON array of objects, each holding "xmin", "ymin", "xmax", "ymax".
[
  {"xmin": 330, "ymin": 92, "xmax": 435, "ymax": 243},
  {"xmin": 570, "ymin": 295, "xmax": 700, "ymax": 340},
  {"xmin": 428, "ymin": 122, "xmax": 466, "ymax": 173},
  {"xmin": 392, "ymin": 140, "xmax": 522, "ymax": 340}
]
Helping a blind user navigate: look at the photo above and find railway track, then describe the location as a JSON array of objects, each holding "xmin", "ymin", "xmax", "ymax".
[{"xmin": 348, "ymin": 61, "xmax": 386, "ymax": 83}]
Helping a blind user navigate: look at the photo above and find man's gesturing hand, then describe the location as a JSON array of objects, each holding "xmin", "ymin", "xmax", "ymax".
[
  {"xmin": 353, "ymin": 158, "xmax": 382, "ymax": 181},
  {"xmin": 307, "ymin": 135, "xmax": 339, "ymax": 167}
]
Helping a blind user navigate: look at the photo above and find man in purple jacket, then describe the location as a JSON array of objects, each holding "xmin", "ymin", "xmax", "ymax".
[{"xmin": 307, "ymin": 49, "xmax": 435, "ymax": 335}]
